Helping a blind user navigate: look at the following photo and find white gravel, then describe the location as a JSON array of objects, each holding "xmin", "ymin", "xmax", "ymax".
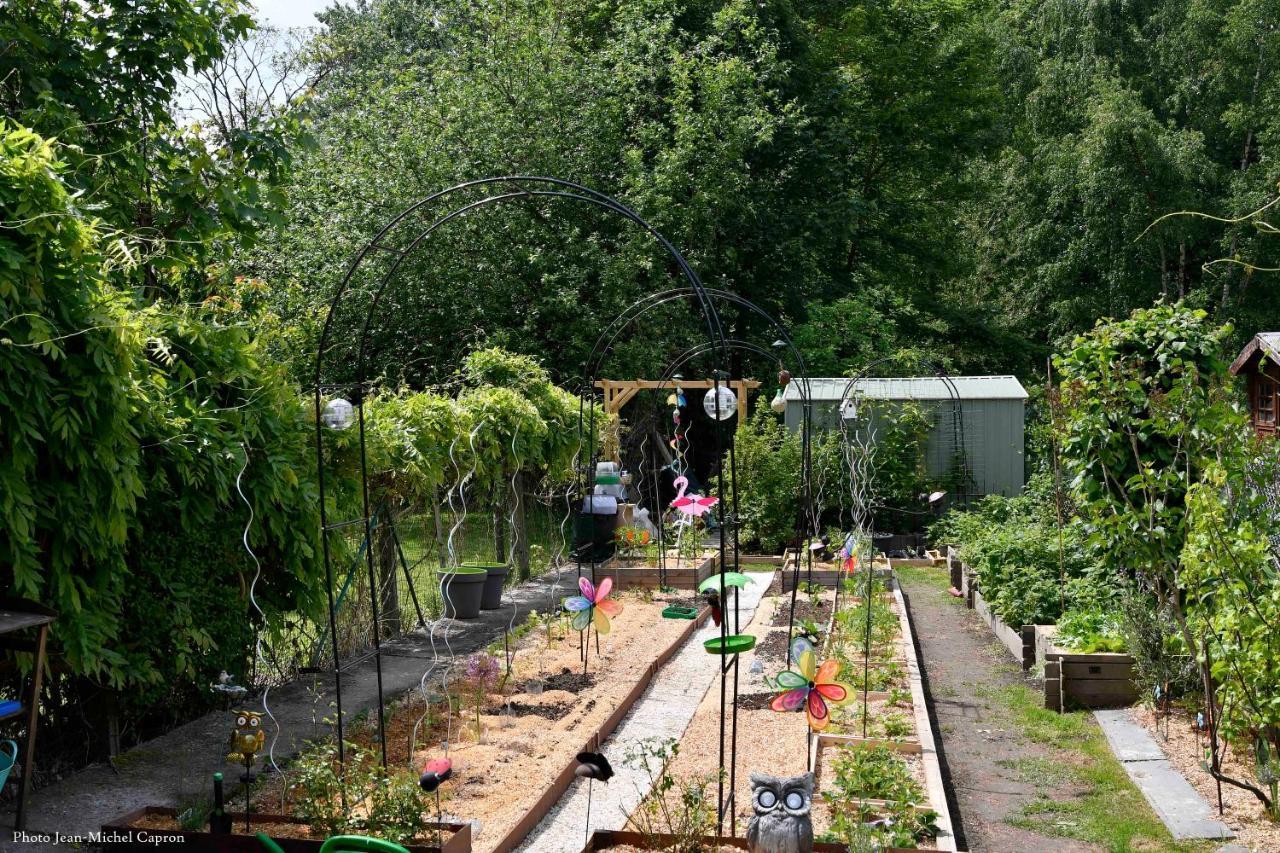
[{"xmin": 514, "ymin": 573, "xmax": 773, "ymax": 852}]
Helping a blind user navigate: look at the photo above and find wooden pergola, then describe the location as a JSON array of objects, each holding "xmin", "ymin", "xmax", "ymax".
[{"xmin": 595, "ymin": 378, "xmax": 760, "ymax": 421}]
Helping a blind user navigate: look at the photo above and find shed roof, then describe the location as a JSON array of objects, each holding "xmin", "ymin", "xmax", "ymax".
[
  {"xmin": 782, "ymin": 375, "xmax": 1028, "ymax": 402},
  {"xmin": 1229, "ymin": 333, "xmax": 1280, "ymax": 375}
]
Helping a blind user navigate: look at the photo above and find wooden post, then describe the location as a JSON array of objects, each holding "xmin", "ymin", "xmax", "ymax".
[
  {"xmin": 1044, "ymin": 659, "xmax": 1062, "ymax": 713},
  {"xmin": 16, "ymin": 624, "xmax": 46, "ymax": 830}
]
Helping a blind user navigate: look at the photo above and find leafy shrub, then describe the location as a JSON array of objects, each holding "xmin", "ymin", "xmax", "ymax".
[
  {"xmin": 290, "ymin": 740, "xmax": 427, "ymax": 842},
  {"xmin": 1054, "ymin": 608, "xmax": 1125, "ymax": 653},
  {"xmin": 821, "ymin": 745, "xmax": 938, "ymax": 848}
]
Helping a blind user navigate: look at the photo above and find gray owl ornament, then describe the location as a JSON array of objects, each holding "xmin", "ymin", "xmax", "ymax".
[{"xmin": 746, "ymin": 771, "xmax": 814, "ymax": 853}]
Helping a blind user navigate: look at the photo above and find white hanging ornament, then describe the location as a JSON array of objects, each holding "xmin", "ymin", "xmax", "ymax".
[
  {"xmin": 702, "ymin": 386, "xmax": 737, "ymax": 421},
  {"xmin": 322, "ymin": 397, "xmax": 355, "ymax": 430},
  {"xmin": 770, "ymin": 388, "xmax": 786, "ymax": 413}
]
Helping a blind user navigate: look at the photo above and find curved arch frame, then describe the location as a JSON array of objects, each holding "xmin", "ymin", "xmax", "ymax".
[{"xmin": 313, "ymin": 178, "xmax": 731, "ymax": 767}]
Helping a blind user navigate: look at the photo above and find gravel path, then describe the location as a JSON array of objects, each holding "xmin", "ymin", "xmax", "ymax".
[
  {"xmin": 514, "ymin": 572, "xmax": 773, "ymax": 853},
  {"xmin": 897, "ymin": 568, "xmax": 1100, "ymax": 853}
]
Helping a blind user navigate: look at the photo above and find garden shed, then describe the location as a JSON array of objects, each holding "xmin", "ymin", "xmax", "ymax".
[
  {"xmin": 782, "ymin": 375, "xmax": 1029, "ymax": 497},
  {"xmin": 1229, "ymin": 331, "xmax": 1280, "ymax": 438}
]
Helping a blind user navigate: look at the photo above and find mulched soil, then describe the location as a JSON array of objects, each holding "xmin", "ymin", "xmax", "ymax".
[
  {"xmin": 752, "ymin": 628, "xmax": 793, "ymax": 664},
  {"xmin": 528, "ymin": 667, "xmax": 595, "ymax": 694},
  {"xmin": 769, "ymin": 597, "xmax": 832, "ymax": 627},
  {"xmin": 502, "ymin": 699, "xmax": 570, "ymax": 720},
  {"xmin": 736, "ymin": 692, "xmax": 777, "ymax": 711}
]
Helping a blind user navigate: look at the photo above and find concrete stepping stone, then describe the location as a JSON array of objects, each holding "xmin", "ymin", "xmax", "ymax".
[{"xmin": 1094, "ymin": 709, "xmax": 1235, "ymax": 841}]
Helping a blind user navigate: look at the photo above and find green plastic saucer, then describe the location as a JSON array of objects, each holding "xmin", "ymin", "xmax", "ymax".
[{"xmin": 704, "ymin": 634, "xmax": 756, "ymax": 655}]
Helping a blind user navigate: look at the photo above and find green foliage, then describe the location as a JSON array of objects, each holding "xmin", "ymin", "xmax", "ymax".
[
  {"xmin": 623, "ymin": 737, "xmax": 716, "ymax": 850},
  {"xmin": 821, "ymin": 745, "xmax": 939, "ymax": 848},
  {"xmin": 0, "ymin": 123, "xmax": 142, "ymax": 675},
  {"xmin": 1181, "ymin": 454, "xmax": 1280, "ymax": 815},
  {"xmin": 290, "ymin": 739, "xmax": 428, "ymax": 842},
  {"xmin": 933, "ymin": 474, "xmax": 1110, "ymax": 627},
  {"xmin": 966, "ymin": 0, "xmax": 1280, "ymax": 356},
  {"xmin": 1054, "ymin": 608, "xmax": 1126, "ymax": 654},
  {"xmin": 1055, "ymin": 303, "xmax": 1238, "ymax": 606},
  {"xmin": 0, "ymin": 0, "xmax": 304, "ymax": 302}
]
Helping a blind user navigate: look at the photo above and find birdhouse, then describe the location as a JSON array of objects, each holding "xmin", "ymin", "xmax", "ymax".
[{"xmin": 1229, "ymin": 333, "xmax": 1280, "ymax": 438}]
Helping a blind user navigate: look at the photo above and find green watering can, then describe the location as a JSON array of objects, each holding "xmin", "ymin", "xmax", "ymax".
[
  {"xmin": 258, "ymin": 834, "xmax": 410, "ymax": 853},
  {"xmin": 0, "ymin": 740, "xmax": 18, "ymax": 789}
]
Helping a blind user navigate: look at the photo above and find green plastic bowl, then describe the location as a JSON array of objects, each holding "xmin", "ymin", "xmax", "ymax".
[{"xmin": 704, "ymin": 635, "xmax": 756, "ymax": 655}]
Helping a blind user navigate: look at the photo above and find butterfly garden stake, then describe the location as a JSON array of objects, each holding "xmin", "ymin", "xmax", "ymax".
[
  {"xmin": 769, "ymin": 638, "xmax": 854, "ymax": 769},
  {"xmin": 564, "ymin": 576, "xmax": 623, "ymax": 675}
]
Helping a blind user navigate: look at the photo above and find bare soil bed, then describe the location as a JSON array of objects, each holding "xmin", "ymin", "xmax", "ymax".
[
  {"xmin": 1132, "ymin": 705, "xmax": 1280, "ymax": 851},
  {"xmin": 250, "ymin": 586, "xmax": 701, "ymax": 853}
]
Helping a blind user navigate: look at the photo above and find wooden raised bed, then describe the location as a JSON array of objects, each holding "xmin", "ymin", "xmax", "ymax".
[
  {"xmin": 598, "ymin": 552, "xmax": 717, "ymax": 590},
  {"xmin": 957, "ymin": 561, "xmax": 1138, "ymax": 711},
  {"xmin": 101, "ymin": 807, "xmax": 470, "ymax": 852},
  {"xmin": 1037, "ymin": 626, "xmax": 1138, "ymax": 711},
  {"xmin": 580, "ymin": 828, "xmax": 921, "ymax": 852}
]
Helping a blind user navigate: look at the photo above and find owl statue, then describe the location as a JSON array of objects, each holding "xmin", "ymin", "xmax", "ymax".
[
  {"xmin": 227, "ymin": 710, "xmax": 265, "ymax": 781},
  {"xmin": 746, "ymin": 771, "xmax": 814, "ymax": 853}
]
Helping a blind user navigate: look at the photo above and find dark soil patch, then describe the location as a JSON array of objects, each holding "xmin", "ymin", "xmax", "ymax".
[
  {"xmin": 737, "ymin": 692, "xmax": 777, "ymax": 711},
  {"xmin": 503, "ymin": 700, "xmax": 570, "ymax": 720},
  {"xmin": 528, "ymin": 667, "xmax": 596, "ymax": 694},
  {"xmin": 770, "ymin": 598, "xmax": 832, "ymax": 628},
  {"xmin": 753, "ymin": 629, "xmax": 793, "ymax": 664}
]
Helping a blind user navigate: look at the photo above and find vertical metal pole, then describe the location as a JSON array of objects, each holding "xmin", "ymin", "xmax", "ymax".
[
  {"xmin": 314, "ymin": 388, "xmax": 345, "ymax": 765},
  {"xmin": 357, "ymin": 396, "xmax": 389, "ymax": 767}
]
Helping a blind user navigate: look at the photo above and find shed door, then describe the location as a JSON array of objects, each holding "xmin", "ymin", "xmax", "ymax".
[{"xmin": 1254, "ymin": 374, "xmax": 1277, "ymax": 437}]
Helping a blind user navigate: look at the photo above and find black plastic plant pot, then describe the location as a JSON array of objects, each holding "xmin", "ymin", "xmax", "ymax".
[
  {"xmin": 464, "ymin": 562, "xmax": 510, "ymax": 610},
  {"xmin": 703, "ymin": 635, "xmax": 756, "ymax": 655},
  {"xmin": 441, "ymin": 567, "xmax": 487, "ymax": 619}
]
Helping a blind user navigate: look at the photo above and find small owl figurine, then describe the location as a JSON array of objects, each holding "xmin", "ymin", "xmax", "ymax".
[
  {"xmin": 227, "ymin": 710, "xmax": 265, "ymax": 781},
  {"xmin": 746, "ymin": 771, "xmax": 814, "ymax": 853}
]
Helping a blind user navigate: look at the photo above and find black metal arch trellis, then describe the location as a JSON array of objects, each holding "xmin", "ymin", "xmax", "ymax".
[
  {"xmin": 313, "ymin": 177, "xmax": 734, "ymax": 768},
  {"xmin": 577, "ymin": 288, "xmax": 819, "ymax": 834}
]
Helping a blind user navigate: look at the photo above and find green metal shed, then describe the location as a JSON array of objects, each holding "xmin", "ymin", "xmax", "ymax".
[{"xmin": 782, "ymin": 375, "xmax": 1029, "ymax": 497}]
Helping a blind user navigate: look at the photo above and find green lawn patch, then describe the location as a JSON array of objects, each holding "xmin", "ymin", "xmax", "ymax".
[{"xmin": 988, "ymin": 682, "xmax": 1212, "ymax": 853}]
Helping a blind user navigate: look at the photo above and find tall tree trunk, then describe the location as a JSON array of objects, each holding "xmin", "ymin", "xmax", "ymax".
[
  {"xmin": 512, "ymin": 471, "xmax": 530, "ymax": 580},
  {"xmin": 375, "ymin": 507, "xmax": 402, "ymax": 638},
  {"xmin": 492, "ymin": 482, "xmax": 508, "ymax": 564}
]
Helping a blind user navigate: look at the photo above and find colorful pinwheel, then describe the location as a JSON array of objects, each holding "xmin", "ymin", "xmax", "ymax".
[
  {"xmin": 564, "ymin": 576, "xmax": 623, "ymax": 634},
  {"xmin": 769, "ymin": 637, "xmax": 854, "ymax": 731}
]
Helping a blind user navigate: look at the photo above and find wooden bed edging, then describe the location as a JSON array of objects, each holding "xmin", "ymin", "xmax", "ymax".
[
  {"xmin": 890, "ymin": 574, "xmax": 959, "ymax": 852},
  {"xmin": 579, "ymin": 829, "xmax": 926, "ymax": 852},
  {"xmin": 955, "ymin": 560, "xmax": 1139, "ymax": 711},
  {"xmin": 487, "ymin": 603, "xmax": 713, "ymax": 853},
  {"xmin": 598, "ymin": 553, "xmax": 717, "ymax": 590},
  {"xmin": 101, "ymin": 807, "xmax": 471, "ymax": 852}
]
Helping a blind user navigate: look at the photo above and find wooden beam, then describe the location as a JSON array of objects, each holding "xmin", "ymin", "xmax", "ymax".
[{"xmin": 594, "ymin": 378, "xmax": 761, "ymax": 416}]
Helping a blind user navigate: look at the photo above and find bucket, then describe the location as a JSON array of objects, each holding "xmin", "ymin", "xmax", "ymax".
[
  {"xmin": 464, "ymin": 562, "xmax": 510, "ymax": 610},
  {"xmin": 0, "ymin": 740, "xmax": 17, "ymax": 789},
  {"xmin": 440, "ymin": 568, "xmax": 487, "ymax": 619}
]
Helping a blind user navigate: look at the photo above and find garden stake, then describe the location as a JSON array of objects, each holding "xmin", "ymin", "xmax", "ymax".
[{"xmin": 584, "ymin": 776, "xmax": 593, "ymax": 848}]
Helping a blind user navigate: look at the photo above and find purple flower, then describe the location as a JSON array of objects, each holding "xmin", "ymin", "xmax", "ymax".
[{"xmin": 465, "ymin": 653, "xmax": 500, "ymax": 691}]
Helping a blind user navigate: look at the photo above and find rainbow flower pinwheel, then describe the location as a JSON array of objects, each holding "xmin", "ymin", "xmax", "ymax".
[
  {"xmin": 769, "ymin": 637, "xmax": 854, "ymax": 731},
  {"xmin": 564, "ymin": 576, "xmax": 623, "ymax": 634}
]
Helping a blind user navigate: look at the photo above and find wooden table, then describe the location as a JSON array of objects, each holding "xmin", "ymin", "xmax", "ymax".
[{"xmin": 0, "ymin": 599, "xmax": 55, "ymax": 830}]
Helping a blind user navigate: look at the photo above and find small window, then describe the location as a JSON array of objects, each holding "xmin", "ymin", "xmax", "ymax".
[{"xmin": 1256, "ymin": 377, "xmax": 1277, "ymax": 429}]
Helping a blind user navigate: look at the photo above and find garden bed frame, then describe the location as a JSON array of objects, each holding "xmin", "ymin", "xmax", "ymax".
[
  {"xmin": 953, "ymin": 556, "xmax": 1138, "ymax": 711},
  {"xmin": 101, "ymin": 807, "xmax": 471, "ymax": 852},
  {"xmin": 598, "ymin": 552, "xmax": 717, "ymax": 590},
  {"xmin": 580, "ymin": 828, "xmax": 923, "ymax": 852}
]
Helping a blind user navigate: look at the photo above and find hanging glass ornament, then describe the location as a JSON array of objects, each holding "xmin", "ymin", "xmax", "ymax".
[
  {"xmin": 702, "ymin": 386, "xmax": 737, "ymax": 421},
  {"xmin": 322, "ymin": 398, "xmax": 355, "ymax": 430}
]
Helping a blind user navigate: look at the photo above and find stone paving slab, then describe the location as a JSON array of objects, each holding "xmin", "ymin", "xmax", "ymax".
[
  {"xmin": 1095, "ymin": 709, "xmax": 1235, "ymax": 841},
  {"xmin": 514, "ymin": 573, "xmax": 773, "ymax": 853},
  {"xmin": 4, "ymin": 569, "xmax": 582, "ymax": 850}
]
